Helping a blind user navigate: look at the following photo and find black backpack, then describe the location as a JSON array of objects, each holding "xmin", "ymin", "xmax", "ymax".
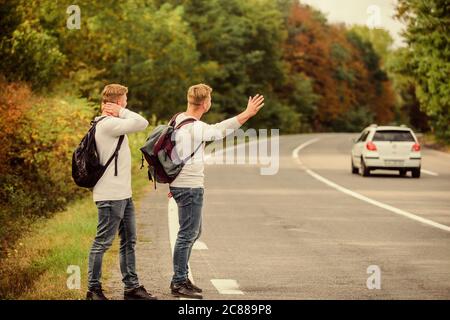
[{"xmin": 72, "ymin": 116, "xmax": 125, "ymax": 188}]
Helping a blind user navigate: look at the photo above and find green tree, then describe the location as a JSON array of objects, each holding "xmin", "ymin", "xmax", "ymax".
[
  {"xmin": 0, "ymin": 0, "xmax": 65, "ymax": 89},
  {"xmin": 3, "ymin": 0, "xmax": 216, "ymax": 118},
  {"xmin": 284, "ymin": 3, "xmax": 396, "ymax": 131},
  {"xmin": 396, "ymin": 0, "xmax": 450, "ymax": 142},
  {"xmin": 162, "ymin": 0, "xmax": 317, "ymax": 132},
  {"xmin": 387, "ymin": 47, "xmax": 430, "ymax": 131},
  {"xmin": 349, "ymin": 25, "xmax": 394, "ymax": 64}
]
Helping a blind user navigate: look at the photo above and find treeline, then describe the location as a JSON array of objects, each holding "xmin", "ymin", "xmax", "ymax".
[
  {"xmin": 392, "ymin": 0, "xmax": 449, "ymax": 142},
  {"xmin": 0, "ymin": 0, "xmax": 448, "ymax": 251},
  {"xmin": 1, "ymin": 0, "xmax": 401, "ymax": 132}
]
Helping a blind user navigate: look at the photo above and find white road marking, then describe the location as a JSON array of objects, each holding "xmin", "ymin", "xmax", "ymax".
[
  {"xmin": 421, "ymin": 169, "xmax": 439, "ymax": 176},
  {"xmin": 292, "ymin": 138, "xmax": 450, "ymax": 233},
  {"xmin": 211, "ymin": 279, "xmax": 244, "ymax": 295},
  {"xmin": 193, "ymin": 241, "xmax": 208, "ymax": 250},
  {"xmin": 168, "ymin": 198, "xmax": 209, "ymax": 252},
  {"xmin": 168, "ymin": 198, "xmax": 178, "ymax": 257},
  {"xmin": 168, "ymin": 138, "xmax": 258, "ymax": 297},
  {"xmin": 169, "ymin": 197, "xmax": 245, "ymax": 297}
]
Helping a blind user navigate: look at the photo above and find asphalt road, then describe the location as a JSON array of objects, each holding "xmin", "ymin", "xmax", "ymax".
[{"xmin": 107, "ymin": 133, "xmax": 450, "ymax": 299}]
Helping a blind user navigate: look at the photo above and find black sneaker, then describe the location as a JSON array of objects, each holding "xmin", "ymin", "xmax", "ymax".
[
  {"xmin": 124, "ymin": 285, "xmax": 157, "ymax": 300},
  {"xmin": 86, "ymin": 287, "xmax": 109, "ymax": 300},
  {"xmin": 186, "ymin": 278, "xmax": 203, "ymax": 293},
  {"xmin": 171, "ymin": 281, "xmax": 203, "ymax": 299}
]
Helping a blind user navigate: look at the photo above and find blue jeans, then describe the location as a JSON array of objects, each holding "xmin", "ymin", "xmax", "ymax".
[
  {"xmin": 170, "ymin": 187, "xmax": 204, "ymax": 284},
  {"xmin": 88, "ymin": 198, "xmax": 140, "ymax": 290}
]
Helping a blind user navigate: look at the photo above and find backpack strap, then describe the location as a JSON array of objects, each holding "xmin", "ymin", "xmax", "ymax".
[
  {"xmin": 169, "ymin": 112, "xmax": 199, "ymax": 129},
  {"xmin": 140, "ymin": 154, "xmax": 145, "ymax": 170},
  {"xmin": 91, "ymin": 116, "xmax": 108, "ymax": 126},
  {"xmin": 148, "ymin": 166, "xmax": 157, "ymax": 190},
  {"xmin": 169, "ymin": 112, "xmax": 183, "ymax": 127},
  {"xmin": 104, "ymin": 135, "xmax": 125, "ymax": 176},
  {"xmin": 172, "ymin": 115, "xmax": 202, "ymax": 163},
  {"xmin": 182, "ymin": 141, "xmax": 205, "ymax": 164},
  {"xmin": 175, "ymin": 118, "xmax": 197, "ymax": 130}
]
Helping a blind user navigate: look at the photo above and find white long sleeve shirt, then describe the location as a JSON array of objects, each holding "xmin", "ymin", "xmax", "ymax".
[
  {"xmin": 170, "ymin": 112, "xmax": 242, "ymax": 188},
  {"xmin": 93, "ymin": 108, "xmax": 149, "ymax": 202}
]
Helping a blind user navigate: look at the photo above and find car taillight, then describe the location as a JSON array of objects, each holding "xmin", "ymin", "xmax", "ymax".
[
  {"xmin": 366, "ymin": 141, "xmax": 377, "ymax": 151},
  {"xmin": 412, "ymin": 143, "xmax": 421, "ymax": 152}
]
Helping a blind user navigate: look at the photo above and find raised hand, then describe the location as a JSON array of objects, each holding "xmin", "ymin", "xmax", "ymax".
[
  {"xmin": 102, "ymin": 102, "xmax": 122, "ymax": 117},
  {"xmin": 245, "ymin": 94, "xmax": 265, "ymax": 117}
]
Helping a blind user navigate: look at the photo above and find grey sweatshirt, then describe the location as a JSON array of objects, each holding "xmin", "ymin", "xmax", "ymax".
[
  {"xmin": 93, "ymin": 108, "xmax": 148, "ymax": 202},
  {"xmin": 170, "ymin": 112, "xmax": 242, "ymax": 188}
]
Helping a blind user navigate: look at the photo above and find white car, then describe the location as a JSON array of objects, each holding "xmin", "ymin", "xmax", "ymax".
[{"xmin": 351, "ymin": 125, "xmax": 422, "ymax": 178}]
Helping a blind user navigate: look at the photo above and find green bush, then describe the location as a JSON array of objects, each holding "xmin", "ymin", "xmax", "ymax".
[
  {"xmin": 0, "ymin": 81, "xmax": 96, "ymax": 254},
  {"xmin": 0, "ymin": 78, "xmax": 156, "ymax": 255}
]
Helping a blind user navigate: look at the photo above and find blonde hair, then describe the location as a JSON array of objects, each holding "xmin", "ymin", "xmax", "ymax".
[
  {"xmin": 187, "ymin": 84, "xmax": 212, "ymax": 107},
  {"xmin": 101, "ymin": 84, "xmax": 128, "ymax": 104}
]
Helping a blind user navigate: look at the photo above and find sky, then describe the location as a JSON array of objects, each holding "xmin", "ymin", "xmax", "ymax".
[{"xmin": 300, "ymin": 0, "xmax": 406, "ymax": 47}]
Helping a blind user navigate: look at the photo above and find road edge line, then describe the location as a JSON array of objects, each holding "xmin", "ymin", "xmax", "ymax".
[{"xmin": 292, "ymin": 138, "xmax": 450, "ymax": 233}]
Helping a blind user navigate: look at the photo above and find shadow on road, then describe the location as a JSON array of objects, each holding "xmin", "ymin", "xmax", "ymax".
[{"xmin": 357, "ymin": 173, "xmax": 415, "ymax": 179}]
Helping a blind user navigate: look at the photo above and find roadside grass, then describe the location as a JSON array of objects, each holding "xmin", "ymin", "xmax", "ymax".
[{"xmin": 0, "ymin": 130, "xmax": 152, "ymax": 300}]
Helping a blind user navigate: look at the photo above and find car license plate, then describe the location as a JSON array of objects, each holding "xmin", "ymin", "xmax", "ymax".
[{"xmin": 385, "ymin": 160, "xmax": 404, "ymax": 166}]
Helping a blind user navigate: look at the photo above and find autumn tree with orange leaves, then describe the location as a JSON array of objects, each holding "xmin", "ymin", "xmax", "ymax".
[{"xmin": 284, "ymin": 3, "xmax": 396, "ymax": 131}]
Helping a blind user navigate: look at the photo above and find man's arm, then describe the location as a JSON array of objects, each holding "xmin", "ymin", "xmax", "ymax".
[
  {"xmin": 197, "ymin": 94, "xmax": 265, "ymax": 141},
  {"xmin": 101, "ymin": 103, "xmax": 149, "ymax": 136}
]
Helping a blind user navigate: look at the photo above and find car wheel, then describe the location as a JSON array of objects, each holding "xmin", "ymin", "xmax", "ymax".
[
  {"xmin": 412, "ymin": 167, "xmax": 421, "ymax": 178},
  {"xmin": 399, "ymin": 169, "xmax": 407, "ymax": 177},
  {"xmin": 359, "ymin": 158, "xmax": 370, "ymax": 177},
  {"xmin": 351, "ymin": 159, "xmax": 358, "ymax": 174}
]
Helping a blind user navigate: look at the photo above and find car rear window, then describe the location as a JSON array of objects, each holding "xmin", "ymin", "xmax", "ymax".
[{"xmin": 372, "ymin": 130, "xmax": 415, "ymax": 142}]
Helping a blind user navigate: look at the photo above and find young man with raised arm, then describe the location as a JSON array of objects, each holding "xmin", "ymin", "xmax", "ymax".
[{"xmin": 169, "ymin": 84, "xmax": 264, "ymax": 299}]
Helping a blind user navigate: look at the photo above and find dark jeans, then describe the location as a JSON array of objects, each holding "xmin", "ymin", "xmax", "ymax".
[
  {"xmin": 88, "ymin": 198, "xmax": 139, "ymax": 290},
  {"xmin": 170, "ymin": 187, "xmax": 204, "ymax": 284}
]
